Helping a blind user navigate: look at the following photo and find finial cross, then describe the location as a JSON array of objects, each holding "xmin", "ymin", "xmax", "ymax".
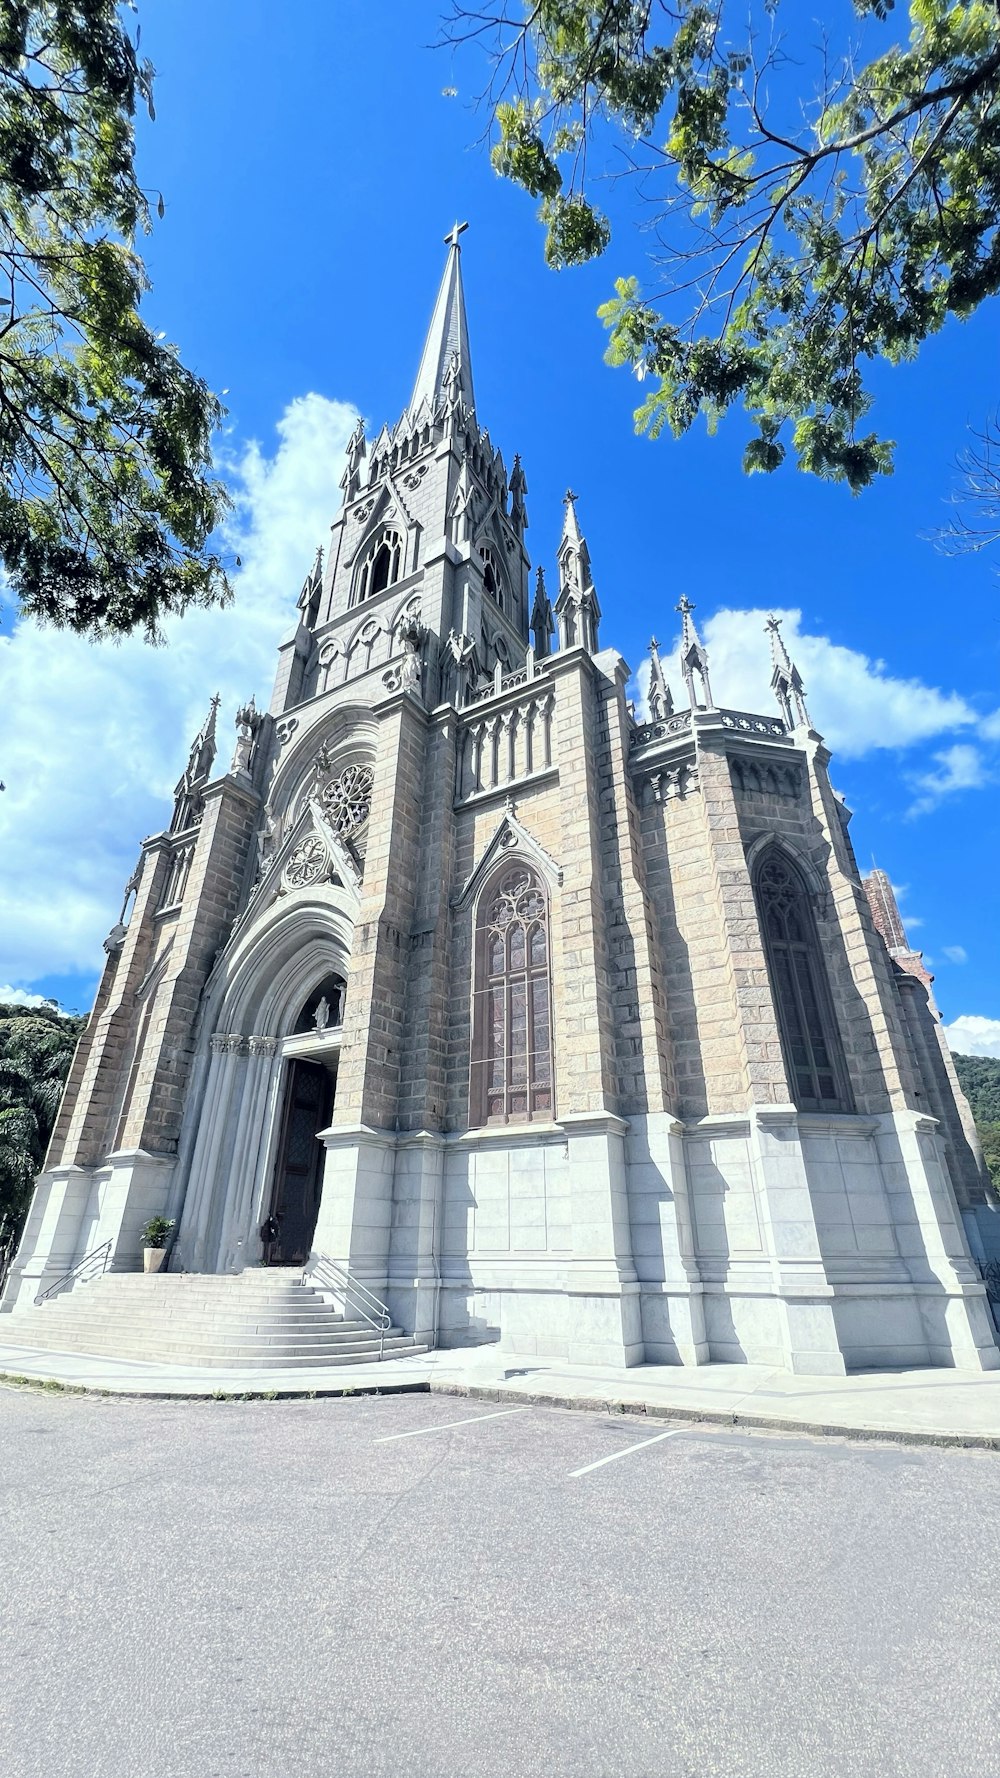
[
  {"xmin": 564, "ymin": 488, "xmax": 578, "ymax": 506},
  {"xmin": 444, "ymin": 219, "xmax": 469, "ymax": 248},
  {"xmin": 676, "ymin": 595, "xmax": 694, "ymax": 617}
]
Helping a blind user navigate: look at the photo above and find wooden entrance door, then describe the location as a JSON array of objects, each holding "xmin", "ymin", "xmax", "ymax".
[{"xmin": 265, "ymin": 1060, "xmax": 333, "ymax": 1266}]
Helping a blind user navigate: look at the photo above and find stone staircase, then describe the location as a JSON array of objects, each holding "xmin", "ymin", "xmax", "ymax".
[{"xmin": 4, "ymin": 1270, "xmax": 426, "ymax": 1369}]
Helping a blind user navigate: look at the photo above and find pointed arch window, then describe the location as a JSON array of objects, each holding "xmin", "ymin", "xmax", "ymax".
[
  {"xmin": 479, "ymin": 544, "xmax": 506, "ymax": 616},
  {"xmin": 471, "ymin": 862, "xmax": 554, "ymax": 1125},
  {"xmin": 355, "ymin": 528, "xmax": 402, "ymax": 604},
  {"xmin": 753, "ymin": 848, "xmax": 851, "ymax": 1112}
]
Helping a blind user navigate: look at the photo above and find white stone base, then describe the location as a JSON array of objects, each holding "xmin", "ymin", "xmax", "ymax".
[
  {"xmin": 1, "ymin": 1150, "xmax": 176, "ymax": 1313},
  {"xmin": 11, "ymin": 1103, "xmax": 996, "ymax": 1376}
]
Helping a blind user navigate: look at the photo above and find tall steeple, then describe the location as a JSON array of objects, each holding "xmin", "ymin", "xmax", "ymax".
[{"xmin": 408, "ymin": 221, "xmax": 475, "ymax": 419}]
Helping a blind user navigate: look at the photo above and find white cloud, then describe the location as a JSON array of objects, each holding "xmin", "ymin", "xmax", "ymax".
[
  {"xmin": 633, "ymin": 607, "xmax": 978, "ymax": 760},
  {"xmin": 905, "ymin": 743, "xmax": 990, "ymax": 817},
  {"xmin": 943, "ymin": 1015, "xmax": 1000, "ymax": 1059},
  {"xmin": 942, "ymin": 945, "xmax": 968, "ymax": 965},
  {"xmin": 0, "ymin": 393, "xmax": 357, "ymax": 987},
  {"xmin": 0, "ymin": 985, "xmax": 56, "ymax": 1008}
]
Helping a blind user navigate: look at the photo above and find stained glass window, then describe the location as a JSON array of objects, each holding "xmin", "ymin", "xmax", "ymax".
[
  {"xmin": 471, "ymin": 863, "xmax": 554, "ymax": 1125},
  {"xmin": 753, "ymin": 849, "xmax": 850, "ymax": 1112}
]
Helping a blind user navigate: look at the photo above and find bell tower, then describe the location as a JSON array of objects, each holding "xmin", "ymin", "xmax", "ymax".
[{"xmin": 270, "ymin": 225, "xmax": 531, "ymax": 718}]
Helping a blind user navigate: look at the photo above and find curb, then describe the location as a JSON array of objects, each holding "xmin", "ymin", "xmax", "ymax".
[
  {"xmin": 0, "ymin": 1369, "xmax": 431, "ymax": 1404},
  {"xmin": 428, "ymin": 1380, "xmax": 1000, "ymax": 1452},
  {"xmin": 2, "ymin": 1365, "xmax": 998, "ymax": 1450}
]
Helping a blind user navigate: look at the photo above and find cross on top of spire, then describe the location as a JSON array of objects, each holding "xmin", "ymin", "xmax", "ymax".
[{"xmin": 409, "ymin": 224, "xmax": 476, "ymax": 418}]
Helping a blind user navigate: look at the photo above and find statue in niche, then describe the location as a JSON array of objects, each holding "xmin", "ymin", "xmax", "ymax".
[
  {"xmin": 231, "ymin": 697, "xmax": 262, "ymax": 775},
  {"xmin": 313, "ymin": 995, "xmax": 330, "ymax": 1033}
]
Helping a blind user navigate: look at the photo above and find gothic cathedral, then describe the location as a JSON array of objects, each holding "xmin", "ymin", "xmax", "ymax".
[{"xmin": 5, "ymin": 234, "xmax": 998, "ymax": 1376}]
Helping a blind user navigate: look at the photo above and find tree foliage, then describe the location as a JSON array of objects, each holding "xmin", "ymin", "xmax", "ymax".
[
  {"xmin": 953, "ymin": 1051, "xmax": 1000, "ymax": 1192},
  {"xmin": 446, "ymin": 1, "xmax": 1000, "ymax": 490},
  {"xmin": 0, "ymin": 1000, "xmax": 84, "ymax": 1236},
  {"xmin": 954, "ymin": 1050, "xmax": 1000, "ymax": 1122},
  {"xmin": 0, "ymin": 1, "xmax": 231, "ymax": 637}
]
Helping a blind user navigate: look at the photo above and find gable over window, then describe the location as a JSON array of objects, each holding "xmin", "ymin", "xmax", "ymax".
[
  {"xmin": 470, "ymin": 862, "xmax": 554, "ymax": 1125},
  {"xmin": 753, "ymin": 848, "xmax": 851, "ymax": 1112},
  {"xmin": 355, "ymin": 528, "xmax": 402, "ymax": 605}
]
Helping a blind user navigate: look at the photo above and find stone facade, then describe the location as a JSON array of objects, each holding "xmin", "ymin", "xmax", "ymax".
[{"xmin": 5, "ymin": 234, "xmax": 998, "ymax": 1375}]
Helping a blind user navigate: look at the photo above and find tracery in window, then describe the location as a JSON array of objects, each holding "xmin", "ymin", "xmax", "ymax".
[
  {"xmin": 471, "ymin": 863, "xmax": 553, "ymax": 1125},
  {"xmin": 479, "ymin": 544, "xmax": 505, "ymax": 615},
  {"xmin": 753, "ymin": 848, "xmax": 850, "ymax": 1112},
  {"xmin": 356, "ymin": 528, "xmax": 402, "ymax": 604}
]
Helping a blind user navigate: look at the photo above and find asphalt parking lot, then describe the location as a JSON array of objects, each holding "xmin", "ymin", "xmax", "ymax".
[{"xmin": 1, "ymin": 1386, "xmax": 998, "ymax": 1778}]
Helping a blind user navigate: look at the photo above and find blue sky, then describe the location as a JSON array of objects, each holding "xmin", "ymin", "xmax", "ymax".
[{"xmin": 1, "ymin": 0, "xmax": 999, "ymax": 1054}]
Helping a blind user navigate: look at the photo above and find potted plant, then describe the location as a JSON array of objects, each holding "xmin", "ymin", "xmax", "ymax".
[{"xmin": 140, "ymin": 1216, "xmax": 175, "ymax": 1273}]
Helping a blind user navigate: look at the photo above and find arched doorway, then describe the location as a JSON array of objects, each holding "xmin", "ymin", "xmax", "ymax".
[{"xmin": 262, "ymin": 972, "xmax": 344, "ymax": 1266}]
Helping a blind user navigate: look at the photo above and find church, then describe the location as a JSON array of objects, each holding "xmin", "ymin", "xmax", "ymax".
[{"xmin": 4, "ymin": 230, "xmax": 998, "ymax": 1376}]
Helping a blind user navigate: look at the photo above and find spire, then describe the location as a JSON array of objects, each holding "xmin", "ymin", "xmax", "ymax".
[
  {"xmin": 171, "ymin": 695, "xmax": 219, "ymax": 832},
  {"xmin": 530, "ymin": 566, "xmax": 555, "ymax": 659},
  {"xmin": 647, "ymin": 637, "xmax": 673, "ymax": 721},
  {"xmin": 765, "ymin": 613, "xmax": 810, "ymax": 729},
  {"xmin": 340, "ymin": 417, "xmax": 366, "ymax": 498},
  {"xmin": 187, "ymin": 694, "xmax": 219, "ymax": 782},
  {"xmin": 677, "ymin": 595, "xmax": 713, "ymax": 709},
  {"xmin": 509, "ymin": 453, "xmax": 528, "ymax": 533},
  {"xmin": 409, "ymin": 222, "xmax": 475, "ymax": 419},
  {"xmin": 558, "ymin": 490, "xmax": 592, "ymax": 588},
  {"xmin": 556, "ymin": 490, "xmax": 600, "ymax": 653}
]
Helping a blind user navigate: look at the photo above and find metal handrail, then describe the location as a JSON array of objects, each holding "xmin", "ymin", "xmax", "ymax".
[
  {"xmin": 306, "ymin": 1255, "xmax": 391, "ymax": 1360},
  {"xmin": 35, "ymin": 1239, "xmax": 112, "ymax": 1305}
]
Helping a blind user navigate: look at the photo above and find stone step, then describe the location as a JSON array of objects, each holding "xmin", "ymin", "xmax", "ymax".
[
  {"xmin": 2, "ymin": 1270, "xmax": 424, "ymax": 1369},
  {"xmin": 4, "ymin": 1329, "xmax": 422, "ymax": 1366},
  {"xmin": 37, "ymin": 1299, "xmax": 362, "ymax": 1322},
  {"xmin": 24, "ymin": 1317, "xmax": 380, "ymax": 1341},
  {"xmin": 11, "ymin": 1324, "xmax": 412, "ymax": 1352},
  {"xmin": 17, "ymin": 1313, "xmax": 402, "ymax": 1341},
  {"xmin": 77, "ymin": 1287, "xmax": 318, "ymax": 1301}
]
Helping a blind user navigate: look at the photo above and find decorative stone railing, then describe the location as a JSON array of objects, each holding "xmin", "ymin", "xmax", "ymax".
[
  {"xmin": 629, "ymin": 706, "xmax": 787, "ymax": 751},
  {"xmin": 719, "ymin": 709, "xmax": 787, "ymax": 738},
  {"xmin": 629, "ymin": 712, "xmax": 692, "ymax": 751},
  {"xmin": 456, "ymin": 685, "xmax": 556, "ymax": 802},
  {"xmin": 464, "ymin": 665, "xmax": 531, "ymax": 707}
]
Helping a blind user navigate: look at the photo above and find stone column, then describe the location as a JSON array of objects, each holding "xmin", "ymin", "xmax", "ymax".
[
  {"xmin": 218, "ymin": 1036, "xmax": 282, "ymax": 1273},
  {"xmin": 174, "ymin": 1034, "xmax": 247, "ymax": 1273}
]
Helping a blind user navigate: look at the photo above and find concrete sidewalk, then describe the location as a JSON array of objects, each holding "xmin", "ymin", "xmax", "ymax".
[{"xmin": 1, "ymin": 1333, "xmax": 999, "ymax": 1447}]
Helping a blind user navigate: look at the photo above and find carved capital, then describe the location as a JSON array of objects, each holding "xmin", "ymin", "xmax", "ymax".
[
  {"xmin": 247, "ymin": 1035, "xmax": 278, "ymax": 1058},
  {"xmin": 211, "ymin": 1032, "xmax": 245, "ymax": 1056}
]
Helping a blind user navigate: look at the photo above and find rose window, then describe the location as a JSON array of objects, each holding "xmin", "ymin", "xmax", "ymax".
[
  {"xmin": 319, "ymin": 764, "xmax": 374, "ymax": 838},
  {"xmin": 282, "ymin": 836, "xmax": 328, "ymax": 890}
]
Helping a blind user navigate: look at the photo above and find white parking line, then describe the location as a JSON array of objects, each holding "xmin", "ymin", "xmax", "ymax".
[
  {"xmin": 569, "ymin": 1428, "xmax": 683, "ymax": 1477},
  {"xmin": 376, "ymin": 1407, "xmax": 530, "ymax": 1443}
]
